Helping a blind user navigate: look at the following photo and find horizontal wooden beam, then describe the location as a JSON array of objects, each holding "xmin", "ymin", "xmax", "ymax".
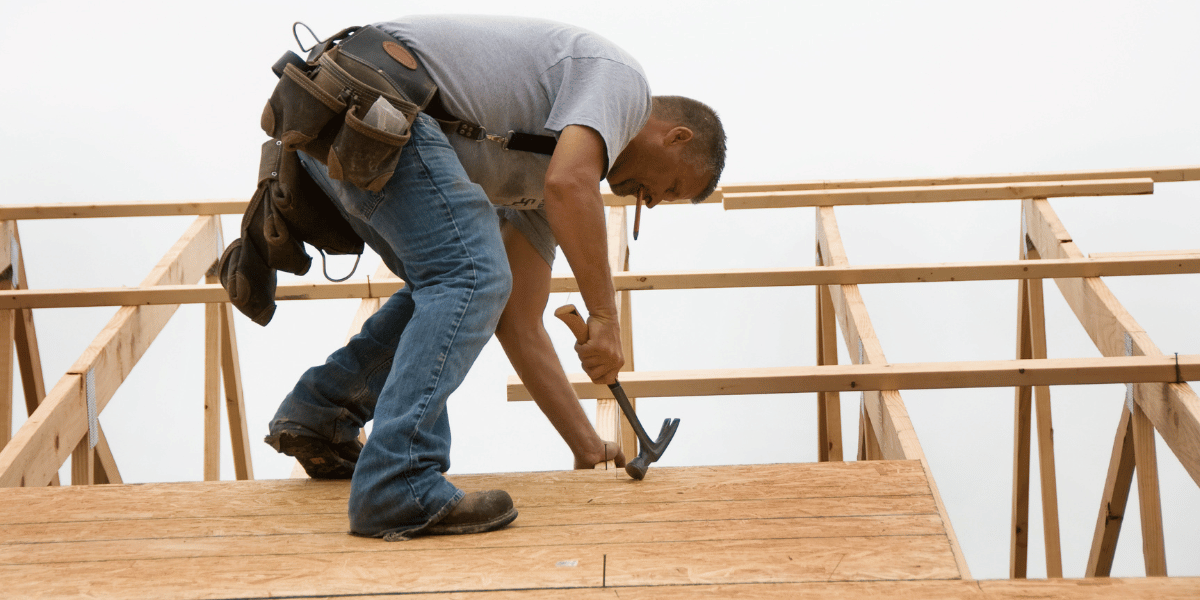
[
  {"xmin": 724, "ymin": 178, "xmax": 1153, "ymax": 210},
  {"xmin": 722, "ymin": 164, "xmax": 1200, "ymax": 194},
  {"xmin": 0, "ymin": 200, "xmax": 248, "ymax": 221},
  {"xmin": 1, "ymin": 164, "xmax": 1192, "ymax": 220},
  {"xmin": 0, "ymin": 192, "xmax": 721, "ymax": 221},
  {"xmin": 507, "ymin": 354, "xmax": 1200, "ymax": 401},
  {"xmin": 5, "ymin": 253, "xmax": 1197, "ymax": 310}
]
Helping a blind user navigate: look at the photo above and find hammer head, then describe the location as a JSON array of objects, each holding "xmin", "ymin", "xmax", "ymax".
[{"xmin": 625, "ymin": 417, "xmax": 680, "ymax": 480}]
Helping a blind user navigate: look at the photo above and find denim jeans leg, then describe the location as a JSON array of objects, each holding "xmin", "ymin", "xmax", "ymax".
[
  {"xmin": 270, "ymin": 114, "xmax": 512, "ymax": 539},
  {"xmin": 266, "ymin": 286, "xmax": 414, "ymax": 445}
]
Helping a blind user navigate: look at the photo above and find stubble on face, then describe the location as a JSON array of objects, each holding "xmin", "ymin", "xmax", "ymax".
[{"xmin": 608, "ymin": 178, "xmax": 643, "ymax": 199}]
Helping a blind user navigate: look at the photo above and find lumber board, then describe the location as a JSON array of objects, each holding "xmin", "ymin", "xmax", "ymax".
[
  {"xmin": 1010, "ymin": 277, "xmax": 1033, "ymax": 578},
  {"xmin": 720, "ymin": 164, "xmax": 1200, "ymax": 194},
  {"xmin": 218, "ymin": 301, "xmax": 252, "ymax": 480},
  {"xmin": 725, "ymin": 178, "xmax": 1153, "ymax": 210},
  {"xmin": 815, "ymin": 206, "xmax": 969, "ymax": 578},
  {"xmin": 1086, "ymin": 407, "xmax": 1137, "ymax": 576},
  {"xmin": 0, "ymin": 462, "xmax": 963, "ymax": 598},
  {"xmin": 1131, "ymin": 401, "xmax": 1167, "ymax": 575},
  {"xmin": 3, "ymin": 163, "xmax": 1193, "ymax": 220},
  {"xmin": 816, "ymin": 278, "xmax": 843, "ymax": 461},
  {"xmin": 0, "ymin": 216, "xmax": 221, "ymax": 488},
  {"xmin": 1, "ymin": 494, "xmax": 938, "ymax": 544},
  {"xmin": 211, "ymin": 578, "xmax": 1200, "ymax": 600},
  {"xmin": 1, "ymin": 514, "xmax": 949, "ymax": 566},
  {"xmin": 610, "ymin": 205, "xmax": 638, "ymax": 457},
  {"xmin": 0, "ymin": 195, "xmax": 720, "ymax": 220},
  {"xmin": 0, "ymin": 199, "xmax": 248, "ymax": 220},
  {"xmin": 0, "ymin": 462, "xmax": 931, "ymax": 523},
  {"xmin": 203, "ymin": 275, "xmax": 221, "ymax": 481},
  {"xmin": 507, "ymin": 354, "xmax": 1200, "ymax": 401},
  {"xmin": 5, "ymin": 253, "xmax": 1200, "ymax": 310},
  {"xmin": 0, "ymin": 536, "xmax": 957, "ymax": 599},
  {"xmin": 1026, "ymin": 272, "xmax": 1063, "ymax": 578},
  {"xmin": 1024, "ymin": 199, "xmax": 1200, "ymax": 486}
]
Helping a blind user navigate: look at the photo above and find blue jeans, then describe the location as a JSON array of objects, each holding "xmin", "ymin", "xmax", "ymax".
[{"xmin": 267, "ymin": 114, "xmax": 512, "ymax": 539}]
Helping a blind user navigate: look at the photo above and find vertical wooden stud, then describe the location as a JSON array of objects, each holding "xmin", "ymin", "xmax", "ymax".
[
  {"xmin": 816, "ymin": 279, "xmax": 842, "ymax": 462},
  {"xmin": 70, "ymin": 438, "xmax": 94, "ymax": 486},
  {"xmin": 0, "ymin": 287, "xmax": 12, "ymax": 451},
  {"xmin": 219, "ymin": 302, "xmax": 253, "ymax": 480},
  {"xmin": 1011, "ymin": 275, "xmax": 1033, "ymax": 579},
  {"xmin": 203, "ymin": 272, "xmax": 222, "ymax": 481},
  {"xmin": 618, "ymin": 244, "xmax": 637, "ymax": 457},
  {"xmin": 1131, "ymin": 393, "xmax": 1167, "ymax": 575},
  {"xmin": 593, "ymin": 205, "xmax": 633, "ymax": 470},
  {"xmin": 1086, "ymin": 407, "xmax": 1136, "ymax": 576},
  {"xmin": 1025, "ymin": 248, "xmax": 1063, "ymax": 578}
]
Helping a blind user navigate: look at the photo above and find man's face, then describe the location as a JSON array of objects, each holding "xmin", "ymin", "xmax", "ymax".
[{"xmin": 608, "ymin": 128, "xmax": 710, "ymax": 208}]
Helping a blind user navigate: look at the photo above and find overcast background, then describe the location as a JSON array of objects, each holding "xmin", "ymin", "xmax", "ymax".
[{"xmin": 2, "ymin": 0, "xmax": 1197, "ymax": 581}]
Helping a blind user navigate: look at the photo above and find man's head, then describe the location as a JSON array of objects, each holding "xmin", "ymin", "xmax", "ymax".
[{"xmin": 608, "ymin": 95, "xmax": 726, "ymax": 208}]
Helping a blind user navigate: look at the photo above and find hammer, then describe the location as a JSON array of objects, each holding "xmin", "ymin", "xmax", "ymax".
[{"xmin": 555, "ymin": 305, "xmax": 679, "ymax": 480}]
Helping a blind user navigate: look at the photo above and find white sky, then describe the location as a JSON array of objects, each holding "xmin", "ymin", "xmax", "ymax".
[{"xmin": 1, "ymin": 0, "xmax": 1197, "ymax": 581}]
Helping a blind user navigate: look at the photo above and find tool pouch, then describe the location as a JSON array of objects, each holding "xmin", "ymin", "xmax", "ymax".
[
  {"xmin": 327, "ymin": 101, "xmax": 412, "ymax": 192},
  {"xmin": 256, "ymin": 140, "xmax": 314, "ymax": 275},
  {"xmin": 218, "ymin": 181, "xmax": 282, "ymax": 327},
  {"xmin": 222, "ymin": 25, "xmax": 438, "ymax": 325},
  {"xmin": 270, "ymin": 140, "xmax": 364, "ymax": 256},
  {"xmin": 262, "ymin": 62, "xmax": 346, "ymax": 156}
]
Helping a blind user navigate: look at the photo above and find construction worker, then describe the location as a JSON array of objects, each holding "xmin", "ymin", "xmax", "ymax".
[{"xmin": 263, "ymin": 14, "xmax": 726, "ymax": 540}]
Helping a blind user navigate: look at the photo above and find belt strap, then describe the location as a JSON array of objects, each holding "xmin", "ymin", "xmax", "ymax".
[{"xmin": 285, "ymin": 23, "xmax": 560, "ymax": 157}]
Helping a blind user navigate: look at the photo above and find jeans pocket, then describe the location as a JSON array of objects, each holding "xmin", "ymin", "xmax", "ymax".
[
  {"xmin": 326, "ymin": 102, "xmax": 412, "ymax": 193},
  {"xmin": 262, "ymin": 63, "xmax": 347, "ymax": 154}
]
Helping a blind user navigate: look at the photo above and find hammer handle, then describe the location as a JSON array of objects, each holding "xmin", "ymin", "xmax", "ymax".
[{"xmin": 554, "ymin": 305, "xmax": 590, "ymax": 344}]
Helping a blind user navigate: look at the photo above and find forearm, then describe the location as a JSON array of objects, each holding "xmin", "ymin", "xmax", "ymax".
[
  {"xmin": 542, "ymin": 184, "xmax": 617, "ymax": 320},
  {"xmin": 496, "ymin": 322, "xmax": 602, "ymax": 462}
]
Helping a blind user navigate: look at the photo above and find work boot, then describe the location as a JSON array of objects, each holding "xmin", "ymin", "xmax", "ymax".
[
  {"xmin": 425, "ymin": 490, "xmax": 518, "ymax": 536},
  {"xmin": 274, "ymin": 432, "xmax": 362, "ymax": 479}
]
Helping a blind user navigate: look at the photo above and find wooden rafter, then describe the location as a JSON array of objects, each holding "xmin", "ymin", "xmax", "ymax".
[
  {"xmin": 1023, "ymin": 199, "xmax": 1182, "ymax": 576},
  {"xmin": 0, "ymin": 216, "xmax": 221, "ymax": 488},
  {"xmin": 814, "ymin": 205, "xmax": 971, "ymax": 579},
  {"xmin": 1023, "ymin": 199, "xmax": 1200, "ymax": 487}
]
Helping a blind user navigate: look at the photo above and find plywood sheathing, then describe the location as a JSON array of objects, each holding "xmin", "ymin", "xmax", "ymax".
[{"xmin": 0, "ymin": 461, "xmax": 960, "ymax": 598}]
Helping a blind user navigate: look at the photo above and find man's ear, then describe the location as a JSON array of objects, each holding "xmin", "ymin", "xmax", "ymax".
[{"xmin": 664, "ymin": 126, "xmax": 694, "ymax": 146}]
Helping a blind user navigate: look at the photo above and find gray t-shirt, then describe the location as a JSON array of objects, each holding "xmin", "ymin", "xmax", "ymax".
[{"xmin": 376, "ymin": 15, "xmax": 652, "ymax": 265}]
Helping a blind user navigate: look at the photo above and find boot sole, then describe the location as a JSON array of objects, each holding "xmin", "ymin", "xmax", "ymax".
[
  {"xmin": 276, "ymin": 434, "xmax": 356, "ymax": 479},
  {"xmin": 425, "ymin": 508, "xmax": 518, "ymax": 536}
]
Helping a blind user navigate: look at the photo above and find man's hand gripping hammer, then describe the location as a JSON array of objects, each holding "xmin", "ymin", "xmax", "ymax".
[{"xmin": 555, "ymin": 305, "xmax": 680, "ymax": 480}]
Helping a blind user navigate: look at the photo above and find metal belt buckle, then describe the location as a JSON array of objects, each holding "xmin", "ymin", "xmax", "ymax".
[{"xmin": 482, "ymin": 130, "xmax": 514, "ymax": 151}]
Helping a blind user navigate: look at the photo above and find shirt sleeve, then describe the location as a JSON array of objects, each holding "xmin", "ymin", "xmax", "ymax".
[{"xmin": 543, "ymin": 57, "xmax": 652, "ymax": 175}]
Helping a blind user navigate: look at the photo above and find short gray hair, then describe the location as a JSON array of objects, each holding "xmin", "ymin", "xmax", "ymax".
[{"xmin": 652, "ymin": 95, "xmax": 726, "ymax": 203}]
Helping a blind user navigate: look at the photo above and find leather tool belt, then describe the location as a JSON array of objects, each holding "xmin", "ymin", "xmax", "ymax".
[
  {"xmin": 220, "ymin": 25, "xmax": 438, "ymax": 326},
  {"xmin": 219, "ymin": 24, "xmax": 559, "ymax": 326}
]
